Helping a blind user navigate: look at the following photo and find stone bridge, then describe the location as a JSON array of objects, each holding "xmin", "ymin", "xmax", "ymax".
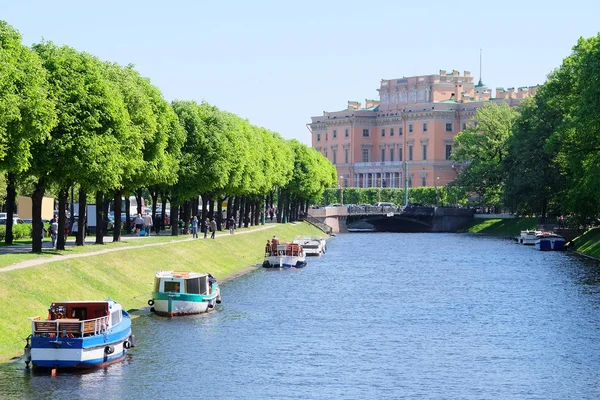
[{"xmin": 307, "ymin": 205, "xmax": 474, "ymax": 233}]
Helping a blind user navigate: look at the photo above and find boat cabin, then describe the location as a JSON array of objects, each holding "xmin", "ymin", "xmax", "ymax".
[
  {"xmin": 30, "ymin": 300, "xmax": 120, "ymax": 338},
  {"xmin": 154, "ymin": 271, "xmax": 214, "ymax": 295}
]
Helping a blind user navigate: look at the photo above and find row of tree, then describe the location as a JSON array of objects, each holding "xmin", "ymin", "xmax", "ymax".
[
  {"xmin": 450, "ymin": 32, "xmax": 600, "ymax": 225},
  {"xmin": 0, "ymin": 20, "xmax": 337, "ymax": 251}
]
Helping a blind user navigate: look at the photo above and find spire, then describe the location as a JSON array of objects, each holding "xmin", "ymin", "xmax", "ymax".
[{"xmin": 477, "ymin": 48, "xmax": 484, "ymax": 87}]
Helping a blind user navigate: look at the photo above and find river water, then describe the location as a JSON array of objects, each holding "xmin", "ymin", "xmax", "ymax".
[{"xmin": 2, "ymin": 233, "xmax": 600, "ymax": 399}]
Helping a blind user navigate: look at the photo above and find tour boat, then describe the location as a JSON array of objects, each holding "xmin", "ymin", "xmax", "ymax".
[
  {"xmin": 263, "ymin": 242, "xmax": 307, "ymax": 268},
  {"xmin": 534, "ymin": 232, "xmax": 566, "ymax": 251},
  {"xmin": 149, "ymin": 271, "xmax": 222, "ymax": 317},
  {"xmin": 518, "ymin": 230, "xmax": 543, "ymax": 245},
  {"xmin": 25, "ymin": 299, "xmax": 134, "ymax": 369},
  {"xmin": 292, "ymin": 236, "xmax": 327, "ymax": 256}
]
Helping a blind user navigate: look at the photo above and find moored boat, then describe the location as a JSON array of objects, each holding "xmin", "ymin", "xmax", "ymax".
[
  {"xmin": 149, "ymin": 271, "xmax": 221, "ymax": 317},
  {"xmin": 25, "ymin": 299, "xmax": 134, "ymax": 369},
  {"xmin": 263, "ymin": 242, "xmax": 307, "ymax": 268},
  {"xmin": 519, "ymin": 230, "xmax": 543, "ymax": 245},
  {"xmin": 534, "ymin": 232, "xmax": 566, "ymax": 251},
  {"xmin": 292, "ymin": 236, "xmax": 326, "ymax": 256}
]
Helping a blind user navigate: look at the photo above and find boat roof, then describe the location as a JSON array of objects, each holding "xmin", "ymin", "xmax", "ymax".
[{"xmin": 155, "ymin": 271, "xmax": 210, "ymax": 279}]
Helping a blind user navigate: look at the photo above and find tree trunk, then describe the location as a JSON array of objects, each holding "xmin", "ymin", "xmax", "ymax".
[
  {"xmin": 113, "ymin": 190, "xmax": 122, "ymax": 242},
  {"xmin": 5, "ymin": 172, "xmax": 16, "ymax": 244},
  {"xmin": 135, "ymin": 189, "xmax": 143, "ymax": 215},
  {"xmin": 171, "ymin": 197, "xmax": 179, "ymax": 236},
  {"xmin": 183, "ymin": 200, "xmax": 191, "ymax": 234},
  {"xmin": 31, "ymin": 177, "xmax": 46, "ymax": 253},
  {"xmin": 150, "ymin": 188, "xmax": 159, "ymax": 235},
  {"xmin": 201, "ymin": 195, "xmax": 209, "ymax": 233},
  {"xmin": 238, "ymin": 197, "xmax": 245, "ymax": 228},
  {"xmin": 125, "ymin": 196, "xmax": 132, "ymax": 234},
  {"xmin": 276, "ymin": 190, "xmax": 283, "ymax": 223},
  {"xmin": 76, "ymin": 188, "xmax": 87, "ymax": 246},
  {"xmin": 95, "ymin": 191, "xmax": 104, "ymax": 244},
  {"xmin": 57, "ymin": 188, "xmax": 68, "ymax": 250},
  {"xmin": 226, "ymin": 196, "xmax": 233, "ymax": 220},
  {"xmin": 233, "ymin": 196, "xmax": 241, "ymax": 228},
  {"xmin": 244, "ymin": 198, "xmax": 250, "ymax": 228}
]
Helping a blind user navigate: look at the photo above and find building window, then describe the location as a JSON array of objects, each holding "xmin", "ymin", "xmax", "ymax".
[
  {"xmin": 325, "ymin": 132, "xmax": 328, "ymax": 141},
  {"xmin": 381, "ymin": 128, "xmax": 385, "ymax": 137},
  {"xmin": 408, "ymin": 145, "xmax": 413, "ymax": 161},
  {"xmin": 344, "ymin": 148, "xmax": 349, "ymax": 164},
  {"xmin": 445, "ymin": 123, "xmax": 453, "ymax": 132},
  {"xmin": 422, "ymin": 144, "xmax": 427, "ymax": 161},
  {"xmin": 408, "ymin": 176, "xmax": 412, "ymax": 188},
  {"xmin": 381, "ymin": 148, "xmax": 385, "ymax": 162},
  {"xmin": 421, "ymin": 176, "xmax": 427, "ymax": 187},
  {"xmin": 390, "ymin": 128, "xmax": 394, "ymax": 137},
  {"xmin": 398, "ymin": 147, "xmax": 403, "ymax": 161},
  {"xmin": 423, "ymin": 122, "xmax": 428, "ymax": 132},
  {"xmin": 462, "ymin": 122, "xmax": 467, "ymax": 131},
  {"xmin": 362, "ymin": 129, "xmax": 370, "ymax": 137},
  {"xmin": 324, "ymin": 150, "xmax": 328, "ymax": 158},
  {"xmin": 399, "ymin": 127, "xmax": 403, "ymax": 135},
  {"xmin": 409, "ymin": 124, "xmax": 413, "ymax": 133},
  {"xmin": 390, "ymin": 148, "xmax": 394, "ymax": 162},
  {"xmin": 317, "ymin": 133, "xmax": 321, "ymax": 142},
  {"xmin": 345, "ymin": 128, "xmax": 349, "ymax": 137},
  {"xmin": 445, "ymin": 144, "xmax": 452, "ymax": 160},
  {"xmin": 362, "ymin": 149, "xmax": 369, "ymax": 162},
  {"xmin": 332, "ymin": 150, "xmax": 337, "ymax": 164},
  {"xmin": 333, "ymin": 129, "xmax": 337, "ymax": 138}
]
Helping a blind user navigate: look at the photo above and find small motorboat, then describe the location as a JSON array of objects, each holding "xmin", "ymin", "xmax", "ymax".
[
  {"xmin": 534, "ymin": 232, "xmax": 566, "ymax": 251},
  {"xmin": 149, "ymin": 271, "xmax": 221, "ymax": 317},
  {"xmin": 25, "ymin": 299, "xmax": 134, "ymax": 369},
  {"xmin": 292, "ymin": 236, "xmax": 326, "ymax": 256},
  {"xmin": 518, "ymin": 230, "xmax": 543, "ymax": 245},
  {"xmin": 263, "ymin": 242, "xmax": 307, "ymax": 268}
]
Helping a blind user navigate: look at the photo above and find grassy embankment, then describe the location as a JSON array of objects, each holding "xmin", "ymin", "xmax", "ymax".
[
  {"xmin": 462, "ymin": 217, "xmax": 537, "ymax": 236},
  {"xmin": 572, "ymin": 227, "xmax": 600, "ymax": 258},
  {"xmin": 0, "ymin": 222, "xmax": 325, "ymax": 362}
]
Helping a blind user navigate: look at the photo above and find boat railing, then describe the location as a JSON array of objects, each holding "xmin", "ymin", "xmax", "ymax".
[{"xmin": 31, "ymin": 315, "xmax": 110, "ymax": 338}]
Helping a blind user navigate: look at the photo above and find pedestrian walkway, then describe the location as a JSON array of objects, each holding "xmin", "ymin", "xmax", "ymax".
[{"xmin": 0, "ymin": 224, "xmax": 277, "ymax": 273}]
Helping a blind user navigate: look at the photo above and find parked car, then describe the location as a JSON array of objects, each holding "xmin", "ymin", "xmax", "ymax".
[
  {"xmin": 0, "ymin": 217, "xmax": 25, "ymax": 225},
  {"xmin": 373, "ymin": 202, "xmax": 395, "ymax": 207}
]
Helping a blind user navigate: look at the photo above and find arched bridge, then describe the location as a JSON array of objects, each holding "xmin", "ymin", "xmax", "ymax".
[{"xmin": 307, "ymin": 205, "xmax": 474, "ymax": 233}]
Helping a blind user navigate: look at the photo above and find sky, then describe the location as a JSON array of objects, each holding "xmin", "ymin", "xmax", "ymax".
[{"xmin": 3, "ymin": 0, "xmax": 599, "ymax": 145}]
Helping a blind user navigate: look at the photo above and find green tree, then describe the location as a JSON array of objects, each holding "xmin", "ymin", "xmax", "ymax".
[{"xmin": 0, "ymin": 21, "xmax": 56, "ymax": 244}]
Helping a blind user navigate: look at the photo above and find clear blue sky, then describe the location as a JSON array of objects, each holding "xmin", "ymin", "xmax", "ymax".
[{"xmin": 4, "ymin": 1, "xmax": 599, "ymax": 145}]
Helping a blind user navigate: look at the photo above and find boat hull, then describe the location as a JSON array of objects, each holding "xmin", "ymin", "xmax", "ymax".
[
  {"xmin": 152, "ymin": 289, "xmax": 221, "ymax": 317},
  {"xmin": 262, "ymin": 255, "xmax": 307, "ymax": 268},
  {"xmin": 30, "ymin": 313, "xmax": 133, "ymax": 369}
]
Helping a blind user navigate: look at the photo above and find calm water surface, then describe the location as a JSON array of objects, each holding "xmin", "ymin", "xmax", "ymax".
[{"xmin": 2, "ymin": 233, "xmax": 600, "ymax": 399}]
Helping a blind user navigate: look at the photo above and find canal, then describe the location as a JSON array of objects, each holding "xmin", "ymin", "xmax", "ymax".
[{"xmin": 2, "ymin": 233, "xmax": 600, "ymax": 399}]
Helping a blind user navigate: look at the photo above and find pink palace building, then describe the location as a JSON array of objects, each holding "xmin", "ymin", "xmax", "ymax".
[{"xmin": 308, "ymin": 70, "xmax": 537, "ymax": 190}]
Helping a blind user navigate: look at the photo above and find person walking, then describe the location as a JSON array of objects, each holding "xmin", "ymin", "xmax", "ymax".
[
  {"xmin": 228, "ymin": 216, "xmax": 235, "ymax": 234},
  {"xmin": 143, "ymin": 212, "xmax": 153, "ymax": 236},
  {"xmin": 50, "ymin": 216, "xmax": 59, "ymax": 249},
  {"xmin": 210, "ymin": 218, "xmax": 217, "ymax": 239},
  {"xmin": 134, "ymin": 213, "xmax": 143, "ymax": 236},
  {"xmin": 191, "ymin": 216, "xmax": 199, "ymax": 239},
  {"xmin": 203, "ymin": 218, "xmax": 210, "ymax": 239}
]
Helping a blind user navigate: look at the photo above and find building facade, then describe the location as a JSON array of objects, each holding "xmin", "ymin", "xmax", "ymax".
[{"xmin": 308, "ymin": 70, "xmax": 537, "ymax": 190}]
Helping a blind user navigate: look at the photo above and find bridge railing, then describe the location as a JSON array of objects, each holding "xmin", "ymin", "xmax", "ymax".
[{"xmin": 347, "ymin": 205, "xmax": 404, "ymax": 215}]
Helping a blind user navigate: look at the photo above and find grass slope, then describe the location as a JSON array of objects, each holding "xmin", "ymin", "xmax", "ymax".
[
  {"xmin": 572, "ymin": 227, "xmax": 600, "ymax": 258},
  {"xmin": 463, "ymin": 218, "xmax": 537, "ymax": 235},
  {"xmin": 0, "ymin": 222, "xmax": 325, "ymax": 362}
]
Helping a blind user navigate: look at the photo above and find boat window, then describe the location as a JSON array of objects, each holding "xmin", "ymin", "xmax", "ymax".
[
  {"xmin": 71, "ymin": 307, "xmax": 87, "ymax": 320},
  {"xmin": 186, "ymin": 278, "xmax": 200, "ymax": 294},
  {"xmin": 154, "ymin": 278, "xmax": 160, "ymax": 292},
  {"xmin": 164, "ymin": 281, "xmax": 180, "ymax": 292},
  {"xmin": 111, "ymin": 310, "xmax": 121, "ymax": 326},
  {"xmin": 200, "ymin": 277, "xmax": 208, "ymax": 295}
]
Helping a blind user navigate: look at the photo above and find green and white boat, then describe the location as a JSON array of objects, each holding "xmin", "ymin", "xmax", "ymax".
[{"xmin": 149, "ymin": 271, "xmax": 221, "ymax": 317}]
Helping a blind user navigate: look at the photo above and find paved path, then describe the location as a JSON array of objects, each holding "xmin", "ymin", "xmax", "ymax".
[{"xmin": 0, "ymin": 224, "xmax": 276, "ymax": 273}]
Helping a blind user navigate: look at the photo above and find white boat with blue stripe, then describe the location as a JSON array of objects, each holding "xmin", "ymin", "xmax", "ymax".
[{"xmin": 25, "ymin": 300, "xmax": 134, "ymax": 369}]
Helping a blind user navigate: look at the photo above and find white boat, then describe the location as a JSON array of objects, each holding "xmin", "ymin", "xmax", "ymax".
[
  {"xmin": 149, "ymin": 271, "xmax": 222, "ymax": 317},
  {"xmin": 534, "ymin": 232, "xmax": 566, "ymax": 251},
  {"xmin": 519, "ymin": 230, "xmax": 542, "ymax": 245},
  {"xmin": 25, "ymin": 300, "xmax": 134, "ymax": 369},
  {"xmin": 263, "ymin": 242, "xmax": 307, "ymax": 268},
  {"xmin": 292, "ymin": 236, "xmax": 326, "ymax": 256}
]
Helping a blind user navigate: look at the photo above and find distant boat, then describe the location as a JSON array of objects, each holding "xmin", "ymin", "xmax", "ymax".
[
  {"xmin": 292, "ymin": 236, "xmax": 326, "ymax": 257},
  {"xmin": 518, "ymin": 230, "xmax": 543, "ymax": 245},
  {"xmin": 534, "ymin": 232, "xmax": 566, "ymax": 251},
  {"xmin": 25, "ymin": 299, "xmax": 134, "ymax": 369},
  {"xmin": 149, "ymin": 271, "xmax": 221, "ymax": 317},
  {"xmin": 263, "ymin": 242, "xmax": 307, "ymax": 268}
]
